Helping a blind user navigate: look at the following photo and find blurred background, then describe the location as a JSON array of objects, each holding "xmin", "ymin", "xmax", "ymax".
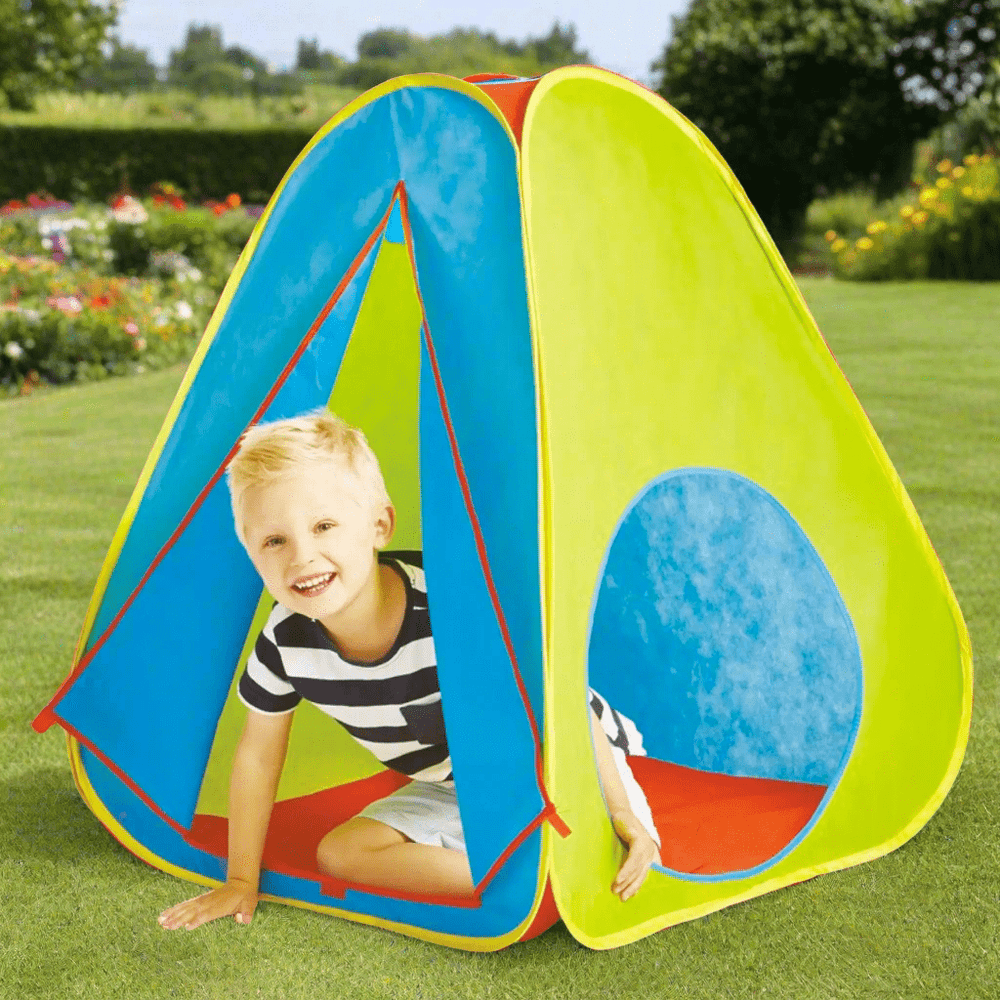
[{"xmin": 1, "ymin": 0, "xmax": 998, "ymax": 393}]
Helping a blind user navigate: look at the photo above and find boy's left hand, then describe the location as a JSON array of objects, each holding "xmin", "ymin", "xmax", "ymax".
[{"xmin": 610, "ymin": 810, "xmax": 658, "ymax": 902}]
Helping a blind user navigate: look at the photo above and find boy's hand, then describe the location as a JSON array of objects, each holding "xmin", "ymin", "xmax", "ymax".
[
  {"xmin": 610, "ymin": 810, "xmax": 658, "ymax": 902},
  {"xmin": 158, "ymin": 879, "xmax": 259, "ymax": 931}
]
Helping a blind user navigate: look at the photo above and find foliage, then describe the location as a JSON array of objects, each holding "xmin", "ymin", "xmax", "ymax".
[
  {"xmin": 824, "ymin": 153, "xmax": 1000, "ymax": 278},
  {"xmin": 0, "ymin": 85, "xmax": 360, "ymax": 129},
  {"xmin": 0, "ymin": 252, "xmax": 207, "ymax": 392},
  {"xmin": 339, "ymin": 21, "xmax": 590, "ymax": 89},
  {"xmin": 108, "ymin": 203, "xmax": 256, "ymax": 291},
  {"xmin": 0, "ymin": 124, "xmax": 315, "ymax": 204},
  {"xmin": 806, "ymin": 189, "xmax": 880, "ymax": 239},
  {"xmin": 920, "ymin": 64, "xmax": 1000, "ymax": 165},
  {"xmin": 167, "ymin": 23, "xmax": 303, "ymax": 98},
  {"xmin": 656, "ymin": 0, "xmax": 1000, "ymax": 254},
  {"xmin": 0, "ymin": 0, "xmax": 118, "ymax": 110},
  {"xmin": 75, "ymin": 35, "xmax": 157, "ymax": 93},
  {"xmin": 0, "ymin": 193, "xmax": 264, "ymax": 392},
  {"xmin": 296, "ymin": 38, "xmax": 344, "ymax": 72}
]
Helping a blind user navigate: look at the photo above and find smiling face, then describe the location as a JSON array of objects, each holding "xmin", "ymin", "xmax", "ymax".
[{"xmin": 238, "ymin": 458, "xmax": 395, "ymax": 632}]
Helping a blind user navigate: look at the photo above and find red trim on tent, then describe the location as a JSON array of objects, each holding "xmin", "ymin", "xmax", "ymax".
[
  {"xmin": 31, "ymin": 186, "xmax": 406, "ymax": 736},
  {"xmin": 627, "ymin": 756, "xmax": 827, "ymax": 875},
  {"xmin": 397, "ymin": 188, "xmax": 567, "ymax": 840},
  {"xmin": 468, "ymin": 77, "xmax": 540, "ymax": 146}
]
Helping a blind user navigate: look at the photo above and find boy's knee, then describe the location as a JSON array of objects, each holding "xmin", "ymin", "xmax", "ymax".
[
  {"xmin": 316, "ymin": 825, "xmax": 355, "ymax": 877},
  {"xmin": 316, "ymin": 818, "xmax": 404, "ymax": 876}
]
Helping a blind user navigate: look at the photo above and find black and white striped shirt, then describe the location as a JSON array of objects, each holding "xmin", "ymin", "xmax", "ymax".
[{"xmin": 238, "ymin": 552, "xmax": 452, "ymax": 783}]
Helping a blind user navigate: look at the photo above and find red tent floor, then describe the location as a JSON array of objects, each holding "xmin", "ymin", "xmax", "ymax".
[{"xmin": 183, "ymin": 757, "xmax": 825, "ymax": 925}]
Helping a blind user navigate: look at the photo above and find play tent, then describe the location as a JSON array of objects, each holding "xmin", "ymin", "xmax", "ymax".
[{"xmin": 34, "ymin": 67, "xmax": 972, "ymax": 950}]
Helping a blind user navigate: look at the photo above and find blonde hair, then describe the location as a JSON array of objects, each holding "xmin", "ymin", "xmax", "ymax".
[{"xmin": 226, "ymin": 409, "xmax": 390, "ymax": 545}]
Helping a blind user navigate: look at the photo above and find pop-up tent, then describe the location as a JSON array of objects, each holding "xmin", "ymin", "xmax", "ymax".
[{"xmin": 34, "ymin": 67, "xmax": 972, "ymax": 950}]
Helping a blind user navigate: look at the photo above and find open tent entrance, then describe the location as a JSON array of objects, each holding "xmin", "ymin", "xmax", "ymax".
[
  {"xmin": 185, "ymin": 224, "xmax": 441, "ymax": 899},
  {"xmin": 185, "ymin": 215, "xmax": 483, "ymax": 903},
  {"xmin": 184, "ymin": 197, "xmax": 558, "ymax": 916}
]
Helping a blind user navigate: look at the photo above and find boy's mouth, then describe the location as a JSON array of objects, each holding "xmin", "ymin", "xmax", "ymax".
[{"xmin": 291, "ymin": 571, "xmax": 336, "ymax": 596}]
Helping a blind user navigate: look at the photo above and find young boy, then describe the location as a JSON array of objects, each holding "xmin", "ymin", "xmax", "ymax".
[{"xmin": 159, "ymin": 410, "xmax": 659, "ymax": 931}]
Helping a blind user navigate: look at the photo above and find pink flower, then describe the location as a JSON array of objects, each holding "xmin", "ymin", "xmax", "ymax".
[{"xmin": 125, "ymin": 320, "xmax": 140, "ymax": 336}]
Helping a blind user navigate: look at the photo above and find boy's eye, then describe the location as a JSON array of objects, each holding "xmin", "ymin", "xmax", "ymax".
[
  {"xmin": 263, "ymin": 536, "xmax": 284, "ymax": 549},
  {"xmin": 316, "ymin": 521, "xmax": 337, "ymax": 533}
]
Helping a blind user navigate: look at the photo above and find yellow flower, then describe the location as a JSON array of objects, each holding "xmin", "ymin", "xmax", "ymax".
[
  {"xmin": 856, "ymin": 237, "xmax": 874, "ymax": 251},
  {"xmin": 952, "ymin": 166, "xmax": 966, "ymax": 179},
  {"xmin": 830, "ymin": 238, "xmax": 847, "ymax": 253},
  {"xmin": 962, "ymin": 186, "xmax": 974, "ymax": 198},
  {"xmin": 824, "ymin": 229, "xmax": 837, "ymax": 242},
  {"xmin": 919, "ymin": 187, "xmax": 939, "ymax": 205},
  {"xmin": 964, "ymin": 153, "xmax": 979, "ymax": 167},
  {"xmin": 912, "ymin": 210, "xmax": 929, "ymax": 226},
  {"xmin": 936, "ymin": 158, "xmax": 953, "ymax": 173},
  {"xmin": 900, "ymin": 204, "xmax": 915, "ymax": 218},
  {"xmin": 866, "ymin": 220, "xmax": 888, "ymax": 235},
  {"xmin": 842, "ymin": 250, "xmax": 858, "ymax": 266},
  {"xmin": 936, "ymin": 177, "xmax": 952, "ymax": 189}
]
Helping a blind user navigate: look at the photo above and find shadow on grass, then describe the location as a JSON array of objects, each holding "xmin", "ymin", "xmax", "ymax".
[{"xmin": 0, "ymin": 765, "xmax": 124, "ymax": 864}]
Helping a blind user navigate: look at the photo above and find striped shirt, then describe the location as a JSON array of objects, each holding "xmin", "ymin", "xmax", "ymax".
[
  {"xmin": 590, "ymin": 688, "xmax": 646, "ymax": 758},
  {"xmin": 238, "ymin": 552, "xmax": 452, "ymax": 783}
]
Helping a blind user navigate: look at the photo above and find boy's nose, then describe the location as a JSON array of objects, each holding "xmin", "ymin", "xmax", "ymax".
[{"xmin": 288, "ymin": 535, "xmax": 317, "ymax": 568}]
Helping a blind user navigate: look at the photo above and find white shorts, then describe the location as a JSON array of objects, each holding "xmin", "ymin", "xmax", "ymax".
[
  {"xmin": 356, "ymin": 753, "xmax": 659, "ymax": 855},
  {"xmin": 358, "ymin": 780, "xmax": 466, "ymax": 853}
]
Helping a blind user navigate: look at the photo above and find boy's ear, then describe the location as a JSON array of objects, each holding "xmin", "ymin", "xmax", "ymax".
[{"xmin": 373, "ymin": 503, "xmax": 396, "ymax": 548}]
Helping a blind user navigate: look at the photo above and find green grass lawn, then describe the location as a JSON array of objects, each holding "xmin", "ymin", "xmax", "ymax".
[{"xmin": 1, "ymin": 279, "xmax": 998, "ymax": 998}]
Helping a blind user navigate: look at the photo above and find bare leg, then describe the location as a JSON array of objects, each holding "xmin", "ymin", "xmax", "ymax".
[{"xmin": 316, "ymin": 817, "xmax": 475, "ymax": 897}]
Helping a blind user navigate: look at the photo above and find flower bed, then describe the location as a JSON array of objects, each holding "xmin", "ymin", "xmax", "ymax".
[
  {"xmin": 0, "ymin": 188, "xmax": 259, "ymax": 396},
  {"xmin": 823, "ymin": 155, "xmax": 1000, "ymax": 281}
]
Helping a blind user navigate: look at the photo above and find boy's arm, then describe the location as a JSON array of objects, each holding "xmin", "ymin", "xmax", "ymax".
[
  {"xmin": 158, "ymin": 708, "xmax": 293, "ymax": 930},
  {"xmin": 590, "ymin": 708, "xmax": 659, "ymax": 902}
]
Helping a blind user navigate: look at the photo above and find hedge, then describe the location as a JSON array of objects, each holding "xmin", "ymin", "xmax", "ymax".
[{"xmin": 0, "ymin": 126, "xmax": 316, "ymax": 204}]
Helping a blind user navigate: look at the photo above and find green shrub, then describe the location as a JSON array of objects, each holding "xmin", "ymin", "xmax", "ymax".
[
  {"xmin": 0, "ymin": 125, "xmax": 314, "ymax": 205},
  {"xmin": 108, "ymin": 205, "xmax": 256, "ymax": 291},
  {"xmin": 805, "ymin": 190, "xmax": 879, "ymax": 240},
  {"xmin": 824, "ymin": 155, "xmax": 1000, "ymax": 281}
]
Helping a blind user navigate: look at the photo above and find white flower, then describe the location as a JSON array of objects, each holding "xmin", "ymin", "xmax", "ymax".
[
  {"xmin": 175, "ymin": 301, "xmax": 193, "ymax": 319},
  {"xmin": 41, "ymin": 237, "xmax": 52, "ymax": 250},
  {"xmin": 4, "ymin": 341, "xmax": 25, "ymax": 359},
  {"xmin": 111, "ymin": 196, "xmax": 149, "ymax": 224}
]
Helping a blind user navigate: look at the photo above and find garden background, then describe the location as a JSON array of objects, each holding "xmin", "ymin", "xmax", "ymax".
[{"xmin": 2, "ymin": 0, "xmax": 999, "ymax": 995}]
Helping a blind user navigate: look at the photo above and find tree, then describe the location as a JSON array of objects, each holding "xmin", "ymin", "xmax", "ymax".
[
  {"xmin": 168, "ymin": 24, "xmax": 280, "ymax": 96},
  {"xmin": 168, "ymin": 24, "xmax": 225, "ymax": 84},
  {"xmin": 655, "ymin": 0, "xmax": 1000, "ymax": 254},
  {"xmin": 0, "ymin": 0, "xmax": 119, "ymax": 110},
  {"xmin": 357, "ymin": 28, "xmax": 418, "ymax": 61},
  {"xmin": 296, "ymin": 37, "xmax": 343, "ymax": 72},
  {"xmin": 527, "ymin": 21, "xmax": 590, "ymax": 66},
  {"xmin": 76, "ymin": 35, "xmax": 157, "ymax": 92}
]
